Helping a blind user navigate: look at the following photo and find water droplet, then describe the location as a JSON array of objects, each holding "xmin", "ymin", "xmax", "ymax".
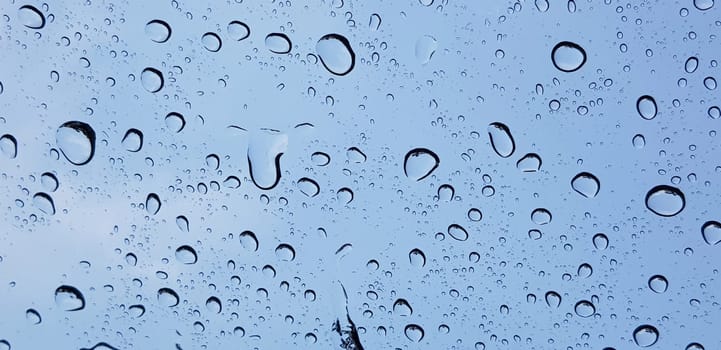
[
  {"xmin": 346, "ymin": 147, "xmax": 366, "ymax": 163},
  {"xmin": 275, "ymin": 243, "xmax": 296, "ymax": 261},
  {"xmin": 703, "ymin": 76, "xmax": 717, "ymax": 90},
  {"xmin": 448, "ymin": 224, "xmax": 469, "ymax": 241},
  {"xmin": 145, "ymin": 193, "xmax": 161, "ymax": 215},
  {"xmin": 645, "ymin": 185, "xmax": 685, "ymax": 217},
  {"xmin": 201, "ymin": 32, "xmax": 222, "ymax": 52},
  {"xmin": 228, "ymin": 21, "xmax": 250, "ymax": 41},
  {"xmin": 403, "ymin": 148, "xmax": 440, "ymax": 181},
  {"xmin": 701, "ymin": 221, "xmax": 721, "ymax": 245},
  {"xmin": 316, "ymin": 34, "xmax": 355, "ymax": 76},
  {"xmin": 298, "ymin": 177, "xmax": 320, "ymax": 197},
  {"xmin": 175, "ymin": 245, "xmax": 197, "ymax": 264},
  {"xmin": 708, "ymin": 106, "xmax": 720, "ymax": 119},
  {"xmin": 157, "ymin": 288, "xmax": 179, "ymax": 307},
  {"xmin": 528, "ymin": 229, "xmax": 542, "ymax": 240},
  {"xmin": 165, "ymin": 112, "xmax": 185, "ymax": 133},
  {"xmin": 551, "ymin": 41, "xmax": 587, "ymax": 72},
  {"xmin": 145, "ymin": 20, "xmax": 171, "ymax": 43},
  {"xmin": 18, "ymin": 5, "xmax": 45, "ymax": 29},
  {"xmin": 369, "ymin": 13, "xmax": 382, "ymax": 30},
  {"xmin": 223, "ymin": 176, "xmax": 241, "ymax": 189},
  {"xmin": 693, "ymin": 0, "xmax": 714, "ymax": 11},
  {"xmin": 415, "ymin": 35, "xmax": 437, "ymax": 64},
  {"xmin": 205, "ymin": 154, "xmax": 220, "ymax": 170},
  {"xmin": 54, "ymin": 285, "xmax": 85, "ymax": 311},
  {"xmin": 311, "ymin": 152, "xmax": 330, "ymax": 166},
  {"xmin": 593, "ymin": 233, "xmax": 609, "ymax": 250},
  {"xmin": 516, "ymin": 153, "xmax": 542, "ymax": 172},
  {"xmin": 409, "ymin": 248, "xmax": 426, "ymax": 267},
  {"xmin": 336, "ymin": 187, "xmax": 354, "ymax": 204},
  {"xmin": 239, "ymin": 231, "xmax": 259, "ymax": 252},
  {"xmin": 535, "ymin": 0, "xmax": 550, "ymax": 12},
  {"xmin": 577, "ymin": 263, "xmax": 593, "ymax": 278},
  {"xmin": 531, "ymin": 208, "xmax": 552, "ymax": 225},
  {"xmin": 176, "ymin": 216, "xmax": 189, "ymax": 232},
  {"xmin": 437, "ymin": 184, "xmax": 454, "ymax": 201},
  {"xmin": 0, "ymin": 134, "xmax": 18, "ymax": 159},
  {"xmin": 685, "ymin": 56, "xmax": 699, "ymax": 73},
  {"xmin": 141, "ymin": 67, "xmax": 164, "ymax": 93},
  {"xmin": 247, "ymin": 130, "xmax": 287, "ymax": 190},
  {"xmin": 25, "ymin": 308, "xmax": 41, "ymax": 324},
  {"xmin": 648, "ymin": 275, "xmax": 668, "ymax": 293},
  {"xmin": 265, "ymin": 33, "xmax": 291, "ymax": 54},
  {"xmin": 122, "ymin": 128, "xmax": 143, "ymax": 152},
  {"xmin": 633, "ymin": 134, "xmax": 646, "ymax": 148},
  {"xmin": 56, "ymin": 121, "xmax": 96, "ymax": 166},
  {"xmin": 686, "ymin": 343, "xmax": 705, "ymax": 350},
  {"xmin": 128, "ymin": 304, "xmax": 145, "ymax": 318},
  {"xmin": 487, "ymin": 122, "xmax": 515, "ymax": 158},
  {"xmin": 393, "ymin": 299, "xmax": 413, "ymax": 316},
  {"xmin": 633, "ymin": 325, "xmax": 659, "ymax": 347},
  {"xmin": 545, "ymin": 291, "xmax": 561, "ymax": 307},
  {"xmin": 404, "ymin": 324, "xmax": 424, "ymax": 342},
  {"xmin": 467, "ymin": 208, "xmax": 482, "ymax": 221},
  {"xmin": 571, "ymin": 172, "xmax": 600, "ymax": 198},
  {"xmin": 206, "ymin": 296, "xmax": 222, "ymax": 313},
  {"xmin": 574, "ymin": 300, "xmax": 595, "ymax": 317},
  {"xmin": 419, "ymin": 0, "xmax": 434, "ymax": 6},
  {"xmin": 33, "ymin": 192, "xmax": 55, "ymax": 215},
  {"xmin": 636, "ymin": 95, "xmax": 658, "ymax": 120}
]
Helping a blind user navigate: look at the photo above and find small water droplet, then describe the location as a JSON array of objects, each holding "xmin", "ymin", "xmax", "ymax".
[
  {"xmin": 18, "ymin": 5, "xmax": 45, "ymax": 29},
  {"xmin": 201, "ymin": 32, "xmax": 222, "ymax": 52},
  {"xmin": 122, "ymin": 128, "xmax": 143, "ymax": 152},
  {"xmin": 404, "ymin": 324, "xmax": 424, "ymax": 342},
  {"xmin": 141, "ymin": 68, "xmax": 164, "ymax": 93},
  {"xmin": 403, "ymin": 148, "xmax": 440, "ymax": 181},
  {"xmin": 316, "ymin": 34, "xmax": 355, "ymax": 76},
  {"xmin": 164, "ymin": 112, "xmax": 185, "ymax": 133},
  {"xmin": 535, "ymin": 0, "xmax": 549, "ymax": 12},
  {"xmin": 175, "ymin": 245, "xmax": 198, "ymax": 264},
  {"xmin": 516, "ymin": 153, "xmax": 542, "ymax": 172},
  {"xmin": 701, "ymin": 221, "xmax": 721, "ymax": 245},
  {"xmin": 636, "ymin": 95, "xmax": 658, "ymax": 120},
  {"xmin": 393, "ymin": 299, "xmax": 413, "ymax": 316},
  {"xmin": 593, "ymin": 233, "xmax": 609, "ymax": 250},
  {"xmin": 574, "ymin": 300, "xmax": 595, "ymax": 317},
  {"xmin": 54, "ymin": 285, "xmax": 85, "ymax": 311},
  {"xmin": 648, "ymin": 275, "xmax": 668, "ymax": 293},
  {"xmin": 145, "ymin": 20, "xmax": 171, "ymax": 43},
  {"xmin": 577, "ymin": 263, "xmax": 593, "ymax": 278},
  {"xmin": 633, "ymin": 325, "xmax": 659, "ymax": 347},
  {"xmin": 571, "ymin": 172, "xmax": 600, "ymax": 198},
  {"xmin": 633, "ymin": 134, "xmax": 646, "ymax": 148},
  {"xmin": 448, "ymin": 224, "xmax": 469, "ymax": 241},
  {"xmin": 409, "ymin": 248, "xmax": 426, "ymax": 267},
  {"xmin": 0, "ymin": 134, "xmax": 18, "ymax": 159},
  {"xmin": 56, "ymin": 121, "xmax": 96, "ymax": 165},
  {"xmin": 206, "ymin": 296, "xmax": 222, "ymax": 313},
  {"xmin": 145, "ymin": 193, "xmax": 161, "ymax": 215},
  {"xmin": 708, "ymin": 106, "xmax": 720, "ymax": 119},
  {"xmin": 531, "ymin": 208, "xmax": 552, "ymax": 225},
  {"xmin": 311, "ymin": 152, "xmax": 330, "ymax": 166},
  {"xmin": 545, "ymin": 291, "xmax": 561, "ymax": 307},
  {"xmin": 487, "ymin": 122, "xmax": 515, "ymax": 158},
  {"xmin": 265, "ymin": 33, "xmax": 292, "ymax": 54},
  {"xmin": 685, "ymin": 56, "xmax": 699, "ymax": 73},
  {"xmin": 551, "ymin": 41, "xmax": 587, "ymax": 72},
  {"xmin": 205, "ymin": 154, "xmax": 220, "ymax": 170},
  {"xmin": 467, "ymin": 208, "xmax": 482, "ymax": 221},
  {"xmin": 228, "ymin": 21, "xmax": 250, "ymax": 41},
  {"xmin": 176, "ymin": 215, "xmax": 189, "ymax": 232},
  {"xmin": 645, "ymin": 185, "xmax": 685, "ymax": 217},
  {"xmin": 157, "ymin": 288, "xmax": 179, "ymax": 307}
]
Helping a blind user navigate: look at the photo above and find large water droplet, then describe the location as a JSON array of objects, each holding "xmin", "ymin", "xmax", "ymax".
[
  {"xmin": 157, "ymin": 288, "xmax": 179, "ymax": 307},
  {"xmin": 693, "ymin": 0, "xmax": 714, "ymax": 11},
  {"xmin": 636, "ymin": 95, "xmax": 658, "ymax": 120},
  {"xmin": 531, "ymin": 208, "xmax": 552, "ymax": 225},
  {"xmin": 298, "ymin": 177, "xmax": 320, "ymax": 197},
  {"xmin": 447, "ymin": 224, "xmax": 469, "ymax": 241},
  {"xmin": 165, "ymin": 112, "xmax": 186, "ymax": 133},
  {"xmin": 516, "ymin": 153, "xmax": 542, "ymax": 172},
  {"xmin": 545, "ymin": 291, "xmax": 561, "ymax": 308},
  {"xmin": 275, "ymin": 243, "xmax": 296, "ymax": 261},
  {"xmin": 54, "ymin": 285, "xmax": 85, "ymax": 311},
  {"xmin": 593, "ymin": 233, "xmax": 609, "ymax": 250},
  {"xmin": 56, "ymin": 121, "xmax": 95, "ymax": 166},
  {"xmin": 487, "ymin": 122, "xmax": 515, "ymax": 158},
  {"xmin": 206, "ymin": 296, "xmax": 222, "ymax": 313},
  {"xmin": 409, "ymin": 248, "xmax": 426, "ymax": 267},
  {"xmin": 0, "ymin": 134, "xmax": 18, "ymax": 159},
  {"xmin": 145, "ymin": 20, "xmax": 171, "ymax": 43},
  {"xmin": 404, "ymin": 324, "xmax": 424, "ymax": 342},
  {"xmin": 33, "ymin": 192, "xmax": 55, "ymax": 215},
  {"xmin": 645, "ymin": 185, "xmax": 685, "ymax": 217},
  {"xmin": 316, "ymin": 34, "xmax": 355, "ymax": 76},
  {"xmin": 574, "ymin": 300, "xmax": 595, "ymax": 317},
  {"xmin": 145, "ymin": 193, "xmax": 161, "ymax": 215},
  {"xmin": 141, "ymin": 68, "xmax": 164, "ymax": 93},
  {"xmin": 201, "ymin": 32, "xmax": 222, "ymax": 52},
  {"xmin": 701, "ymin": 221, "xmax": 721, "ymax": 245},
  {"xmin": 265, "ymin": 33, "xmax": 291, "ymax": 54},
  {"xmin": 415, "ymin": 35, "xmax": 437, "ymax": 64},
  {"xmin": 403, "ymin": 148, "xmax": 439, "ymax": 181},
  {"xmin": 571, "ymin": 172, "xmax": 600, "ymax": 198},
  {"xmin": 239, "ymin": 231, "xmax": 259, "ymax": 252},
  {"xmin": 551, "ymin": 41, "xmax": 587, "ymax": 72},
  {"xmin": 247, "ymin": 130, "xmax": 287, "ymax": 190},
  {"xmin": 393, "ymin": 299, "xmax": 413, "ymax": 316},
  {"xmin": 577, "ymin": 263, "xmax": 593, "ymax": 278},
  {"xmin": 18, "ymin": 5, "xmax": 45, "ymax": 29},
  {"xmin": 633, "ymin": 325, "xmax": 659, "ymax": 347},
  {"xmin": 228, "ymin": 21, "xmax": 250, "ymax": 41},
  {"xmin": 175, "ymin": 245, "xmax": 198, "ymax": 264},
  {"xmin": 122, "ymin": 128, "xmax": 143, "ymax": 152},
  {"xmin": 648, "ymin": 275, "xmax": 668, "ymax": 293}
]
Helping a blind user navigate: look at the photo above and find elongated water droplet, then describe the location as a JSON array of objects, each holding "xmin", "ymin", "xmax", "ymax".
[
  {"xmin": 516, "ymin": 153, "xmax": 541, "ymax": 172},
  {"xmin": 574, "ymin": 300, "xmax": 595, "ymax": 317},
  {"xmin": 645, "ymin": 185, "xmax": 685, "ymax": 217},
  {"xmin": 56, "ymin": 121, "xmax": 95, "ymax": 165},
  {"xmin": 201, "ymin": 32, "xmax": 222, "ymax": 52},
  {"xmin": 298, "ymin": 177, "xmax": 320, "ymax": 197},
  {"xmin": 33, "ymin": 192, "xmax": 55, "ymax": 215},
  {"xmin": 403, "ymin": 148, "xmax": 439, "ymax": 181},
  {"xmin": 545, "ymin": 291, "xmax": 561, "ymax": 307},
  {"xmin": 0, "ymin": 134, "xmax": 18, "ymax": 159},
  {"xmin": 648, "ymin": 275, "xmax": 668, "ymax": 293},
  {"xmin": 265, "ymin": 33, "xmax": 291, "ymax": 54},
  {"xmin": 247, "ymin": 130, "xmax": 287, "ymax": 190},
  {"xmin": 145, "ymin": 193, "xmax": 161, "ymax": 215},
  {"xmin": 701, "ymin": 221, "xmax": 721, "ymax": 245},
  {"xmin": 157, "ymin": 288, "xmax": 179, "ymax": 307},
  {"xmin": 228, "ymin": 21, "xmax": 250, "ymax": 41},
  {"xmin": 55, "ymin": 285, "xmax": 85, "ymax": 311},
  {"xmin": 415, "ymin": 35, "xmax": 437, "ymax": 64},
  {"xmin": 145, "ymin": 20, "xmax": 171, "ymax": 43},
  {"xmin": 448, "ymin": 224, "xmax": 469, "ymax": 241},
  {"xmin": 404, "ymin": 324, "xmax": 424, "ymax": 342},
  {"xmin": 239, "ymin": 231, "xmax": 259, "ymax": 252},
  {"xmin": 409, "ymin": 248, "xmax": 426, "ymax": 267},
  {"xmin": 369, "ymin": 13, "xmax": 382, "ymax": 30},
  {"xmin": 122, "ymin": 128, "xmax": 143, "ymax": 152},
  {"xmin": 275, "ymin": 243, "xmax": 296, "ymax": 261},
  {"xmin": 175, "ymin": 245, "xmax": 197, "ymax": 264},
  {"xmin": 487, "ymin": 122, "xmax": 515, "ymax": 158},
  {"xmin": 637, "ymin": 95, "xmax": 658, "ymax": 120},
  {"xmin": 316, "ymin": 34, "xmax": 355, "ymax": 76},
  {"xmin": 393, "ymin": 299, "xmax": 413, "ymax": 316},
  {"xmin": 18, "ymin": 5, "xmax": 45, "ymax": 29},
  {"xmin": 141, "ymin": 68, "xmax": 163, "ymax": 93},
  {"xmin": 571, "ymin": 172, "xmax": 600, "ymax": 198},
  {"xmin": 633, "ymin": 325, "xmax": 659, "ymax": 347},
  {"xmin": 551, "ymin": 41, "xmax": 587, "ymax": 72}
]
